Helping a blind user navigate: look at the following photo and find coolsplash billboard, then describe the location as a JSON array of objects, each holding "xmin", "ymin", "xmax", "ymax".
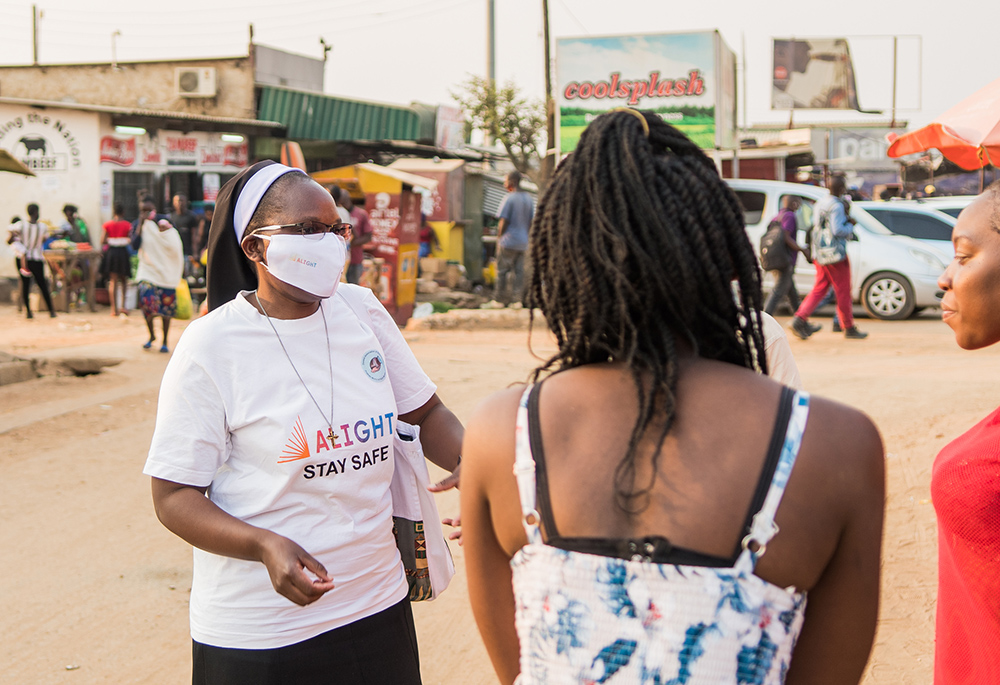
[{"xmin": 556, "ymin": 31, "xmax": 736, "ymax": 153}]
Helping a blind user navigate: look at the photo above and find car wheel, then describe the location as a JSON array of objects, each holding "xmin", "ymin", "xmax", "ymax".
[{"xmin": 862, "ymin": 272, "xmax": 915, "ymax": 320}]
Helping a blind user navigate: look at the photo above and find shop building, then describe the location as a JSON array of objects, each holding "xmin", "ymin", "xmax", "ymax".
[{"xmin": 0, "ymin": 44, "xmax": 479, "ymax": 282}]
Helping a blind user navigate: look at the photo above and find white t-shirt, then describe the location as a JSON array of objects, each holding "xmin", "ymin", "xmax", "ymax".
[
  {"xmin": 143, "ymin": 285, "xmax": 436, "ymax": 649},
  {"xmin": 761, "ymin": 311, "xmax": 802, "ymax": 389}
]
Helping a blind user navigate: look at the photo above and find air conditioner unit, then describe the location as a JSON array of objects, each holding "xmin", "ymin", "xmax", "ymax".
[{"xmin": 175, "ymin": 67, "xmax": 217, "ymax": 98}]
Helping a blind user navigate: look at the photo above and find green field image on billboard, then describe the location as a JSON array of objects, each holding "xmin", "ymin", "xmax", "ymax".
[{"xmin": 560, "ymin": 107, "xmax": 715, "ymax": 152}]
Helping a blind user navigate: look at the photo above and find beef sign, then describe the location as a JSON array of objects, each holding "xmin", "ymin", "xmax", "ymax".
[{"xmin": 0, "ymin": 111, "xmax": 81, "ymax": 172}]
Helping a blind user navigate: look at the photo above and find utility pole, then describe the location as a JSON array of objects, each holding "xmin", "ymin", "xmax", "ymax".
[
  {"xmin": 485, "ymin": 0, "xmax": 496, "ymax": 146},
  {"xmin": 542, "ymin": 0, "xmax": 555, "ymax": 187},
  {"xmin": 111, "ymin": 30, "xmax": 121, "ymax": 70},
  {"xmin": 32, "ymin": 4, "xmax": 39, "ymax": 66},
  {"xmin": 890, "ymin": 36, "xmax": 898, "ymax": 129},
  {"xmin": 486, "ymin": 0, "xmax": 495, "ymax": 84}
]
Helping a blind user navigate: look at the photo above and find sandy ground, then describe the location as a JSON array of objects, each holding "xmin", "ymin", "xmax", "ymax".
[{"xmin": 2, "ymin": 302, "xmax": 999, "ymax": 684}]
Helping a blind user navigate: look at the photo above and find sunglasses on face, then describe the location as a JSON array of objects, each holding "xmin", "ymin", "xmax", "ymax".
[{"xmin": 253, "ymin": 220, "xmax": 352, "ymax": 240}]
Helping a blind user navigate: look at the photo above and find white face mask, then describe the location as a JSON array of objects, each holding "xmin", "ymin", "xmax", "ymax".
[{"xmin": 257, "ymin": 233, "xmax": 347, "ymax": 299}]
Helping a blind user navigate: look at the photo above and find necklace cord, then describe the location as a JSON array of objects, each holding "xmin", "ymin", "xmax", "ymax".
[{"xmin": 256, "ymin": 294, "xmax": 335, "ymax": 433}]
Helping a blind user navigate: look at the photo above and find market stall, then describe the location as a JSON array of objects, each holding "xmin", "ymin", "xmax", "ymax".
[{"xmin": 311, "ymin": 163, "xmax": 437, "ymax": 325}]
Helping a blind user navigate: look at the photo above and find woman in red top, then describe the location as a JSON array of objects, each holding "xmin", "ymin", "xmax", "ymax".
[
  {"xmin": 102, "ymin": 201, "xmax": 132, "ymax": 316},
  {"xmin": 933, "ymin": 181, "xmax": 1000, "ymax": 683}
]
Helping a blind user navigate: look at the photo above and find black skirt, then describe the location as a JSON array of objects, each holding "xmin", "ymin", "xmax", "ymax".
[
  {"xmin": 191, "ymin": 597, "xmax": 421, "ymax": 685},
  {"xmin": 103, "ymin": 246, "xmax": 132, "ymax": 279}
]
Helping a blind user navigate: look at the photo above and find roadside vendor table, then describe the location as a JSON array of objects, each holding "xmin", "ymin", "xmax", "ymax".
[{"xmin": 42, "ymin": 249, "xmax": 102, "ymax": 313}]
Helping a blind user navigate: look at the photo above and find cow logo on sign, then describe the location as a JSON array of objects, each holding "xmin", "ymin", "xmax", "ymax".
[{"xmin": 0, "ymin": 111, "xmax": 81, "ymax": 172}]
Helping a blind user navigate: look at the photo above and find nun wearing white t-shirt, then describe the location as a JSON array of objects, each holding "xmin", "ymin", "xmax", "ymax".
[{"xmin": 143, "ymin": 161, "xmax": 463, "ymax": 684}]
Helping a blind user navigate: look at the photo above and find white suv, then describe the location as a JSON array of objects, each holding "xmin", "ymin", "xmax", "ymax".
[{"xmin": 726, "ymin": 179, "xmax": 948, "ymax": 320}]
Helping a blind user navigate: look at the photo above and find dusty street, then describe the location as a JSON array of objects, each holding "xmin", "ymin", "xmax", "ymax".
[{"xmin": 2, "ymin": 303, "xmax": 998, "ymax": 684}]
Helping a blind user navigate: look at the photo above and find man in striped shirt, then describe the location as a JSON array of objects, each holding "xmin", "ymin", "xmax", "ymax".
[{"xmin": 9, "ymin": 204, "xmax": 57, "ymax": 319}]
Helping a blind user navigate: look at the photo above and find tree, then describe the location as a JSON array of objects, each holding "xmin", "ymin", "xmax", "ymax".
[{"xmin": 453, "ymin": 76, "xmax": 547, "ymax": 188}]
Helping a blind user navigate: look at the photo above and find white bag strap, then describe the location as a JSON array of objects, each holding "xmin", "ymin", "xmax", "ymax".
[
  {"xmin": 513, "ymin": 384, "xmax": 542, "ymax": 544},
  {"xmin": 337, "ymin": 284, "xmax": 375, "ymax": 329},
  {"xmin": 736, "ymin": 391, "xmax": 811, "ymax": 573},
  {"xmin": 344, "ymin": 288, "xmax": 456, "ymax": 599}
]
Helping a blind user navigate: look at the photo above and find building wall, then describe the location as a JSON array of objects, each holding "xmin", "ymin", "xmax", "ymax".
[
  {"xmin": 722, "ymin": 157, "xmax": 782, "ymax": 181},
  {"xmin": 254, "ymin": 45, "xmax": 324, "ymax": 93},
  {"xmin": 0, "ymin": 58, "xmax": 256, "ymax": 120},
  {"xmin": 0, "ymin": 104, "xmax": 104, "ymax": 278}
]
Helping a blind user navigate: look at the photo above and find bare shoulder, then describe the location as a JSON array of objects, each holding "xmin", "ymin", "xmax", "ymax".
[
  {"xmin": 798, "ymin": 394, "xmax": 885, "ymax": 498},
  {"xmin": 804, "ymin": 395, "xmax": 883, "ymax": 459},
  {"xmin": 464, "ymin": 384, "xmax": 527, "ymax": 467}
]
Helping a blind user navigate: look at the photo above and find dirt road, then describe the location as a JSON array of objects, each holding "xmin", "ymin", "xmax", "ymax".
[{"xmin": 2, "ymin": 304, "xmax": 997, "ymax": 684}]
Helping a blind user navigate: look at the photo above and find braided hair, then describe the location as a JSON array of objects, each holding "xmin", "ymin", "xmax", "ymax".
[{"xmin": 526, "ymin": 109, "xmax": 768, "ymax": 513}]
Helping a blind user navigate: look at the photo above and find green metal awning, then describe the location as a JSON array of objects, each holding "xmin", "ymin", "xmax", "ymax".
[{"xmin": 257, "ymin": 86, "xmax": 421, "ymax": 142}]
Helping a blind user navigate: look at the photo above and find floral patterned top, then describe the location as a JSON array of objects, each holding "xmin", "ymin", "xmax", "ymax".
[{"xmin": 510, "ymin": 385, "xmax": 811, "ymax": 684}]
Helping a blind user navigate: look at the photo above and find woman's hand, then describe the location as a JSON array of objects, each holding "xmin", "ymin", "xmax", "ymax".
[
  {"xmin": 151, "ymin": 478, "xmax": 335, "ymax": 606},
  {"xmin": 441, "ymin": 514, "xmax": 463, "ymax": 545},
  {"xmin": 428, "ymin": 461, "xmax": 461, "ymax": 492},
  {"xmin": 258, "ymin": 531, "xmax": 336, "ymax": 606}
]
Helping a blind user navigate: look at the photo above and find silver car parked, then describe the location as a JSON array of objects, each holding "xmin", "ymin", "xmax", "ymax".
[{"xmin": 727, "ymin": 179, "xmax": 948, "ymax": 320}]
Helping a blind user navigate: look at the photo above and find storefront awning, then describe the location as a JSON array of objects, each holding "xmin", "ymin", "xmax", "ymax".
[
  {"xmin": 0, "ymin": 96, "xmax": 285, "ymax": 137},
  {"xmin": 257, "ymin": 86, "xmax": 421, "ymax": 142}
]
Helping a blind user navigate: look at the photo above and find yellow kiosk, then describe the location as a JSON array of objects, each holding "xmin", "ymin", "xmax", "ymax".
[{"xmin": 312, "ymin": 164, "xmax": 437, "ymax": 325}]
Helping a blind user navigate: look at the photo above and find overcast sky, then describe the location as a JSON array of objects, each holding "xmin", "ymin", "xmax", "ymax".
[{"xmin": 0, "ymin": 0, "xmax": 994, "ymax": 131}]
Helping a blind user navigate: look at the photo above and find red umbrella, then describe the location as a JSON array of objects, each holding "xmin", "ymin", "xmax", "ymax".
[{"xmin": 887, "ymin": 75, "xmax": 1000, "ymax": 171}]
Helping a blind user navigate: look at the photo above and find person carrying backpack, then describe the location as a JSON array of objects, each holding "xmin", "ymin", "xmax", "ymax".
[
  {"xmin": 789, "ymin": 176, "xmax": 868, "ymax": 340},
  {"xmin": 762, "ymin": 195, "xmax": 812, "ymax": 318}
]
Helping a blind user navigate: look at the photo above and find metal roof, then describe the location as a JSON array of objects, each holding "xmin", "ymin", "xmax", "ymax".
[
  {"xmin": 0, "ymin": 96, "xmax": 284, "ymax": 133},
  {"xmin": 257, "ymin": 86, "xmax": 421, "ymax": 142},
  {"xmin": 388, "ymin": 158, "xmax": 466, "ymax": 173}
]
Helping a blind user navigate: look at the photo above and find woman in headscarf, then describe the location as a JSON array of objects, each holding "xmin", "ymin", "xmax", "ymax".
[
  {"xmin": 460, "ymin": 110, "xmax": 884, "ymax": 684},
  {"xmin": 132, "ymin": 205, "xmax": 184, "ymax": 352},
  {"xmin": 931, "ymin": 182, "xmax": 1000, "ymax": 683},
  {"xmin": 143, "ymin": 161, "xmax": 463, "ymax": 684}
]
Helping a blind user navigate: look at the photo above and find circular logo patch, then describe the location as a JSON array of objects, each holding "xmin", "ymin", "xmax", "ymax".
[{"xmin": 363, "ymin": 350, "xmax": 386, "ymax": 382}]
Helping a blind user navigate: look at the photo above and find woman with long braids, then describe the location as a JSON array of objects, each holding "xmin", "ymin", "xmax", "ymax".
[{"xmin": 460, "ymin": 110, "xmax": 885, "ymax": 684}]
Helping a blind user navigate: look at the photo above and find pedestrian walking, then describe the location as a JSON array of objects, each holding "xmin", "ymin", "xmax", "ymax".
[
  {"xmin": 762, "ymin": 195, "xmax": 811, "ymax": 317},
  {"xmin": 491, "ymin": 171, "xmax": 533, "ymax": 306},
  {"xmin": 102, "ymin": 201, "xmax": 132, "ymax": 317},
  {"xmin": 8, "ymin": 204, "xmax": 57, "ymax": 319},
  {"xmin": 133, "ymin": 210, "xmax": 183, "ymax": 352},
  {"xmin": 789, "ymin": 176, "xmax": 868, "ymax": 340}
]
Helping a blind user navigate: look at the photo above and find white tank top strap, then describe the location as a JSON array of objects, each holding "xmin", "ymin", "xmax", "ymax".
[
  {"xmin": 513, "ymin": 384, "xmax": 543, "ymax": 544},
  {"xmin": 736, "ymin": 390, "xmax": 811, "ymax": 573}
]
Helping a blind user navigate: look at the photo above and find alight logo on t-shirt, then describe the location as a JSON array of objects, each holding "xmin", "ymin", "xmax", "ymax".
[{"xmin": 278, "ymin": 413, "xmax": 397, "ymax": 480}]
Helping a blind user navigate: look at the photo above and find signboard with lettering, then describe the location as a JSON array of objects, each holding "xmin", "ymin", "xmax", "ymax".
[
  {"xmin": 0, "ymin": 110, "xmax": 85, "ymax": 172},
  {"xmin": 556, "ymin": 30, "xmax": 737, "ymax": 153},
  {"xmin": 0, "ymin": 104, "xmax": 101, "ymax": 278},
  {"xmin": 98, "ymin": 130, "xmax": 248, "ymax": 170},
  {"xmin": 810, "ymin": 127, "xmax": 905, "ymax": 171},
  {"xmin": 100, "ymin": 137, "xmax": 136, "ymax": 166},
  {"xmin": 166, "ymin": 136, "xmax": 199, "ymax": 166},
  {"xmin": 773, "ymin": 38, "xmax": 861, "ymax": 110}
]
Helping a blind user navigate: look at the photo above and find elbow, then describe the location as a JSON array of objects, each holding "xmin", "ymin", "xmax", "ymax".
[
  {"xmin": 150, "ymin": 484, "xmax": 172, "ymax": 527},
  {"xmin": 150, "ymin": 478, "xmax": 203, "ymax": 530}
]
